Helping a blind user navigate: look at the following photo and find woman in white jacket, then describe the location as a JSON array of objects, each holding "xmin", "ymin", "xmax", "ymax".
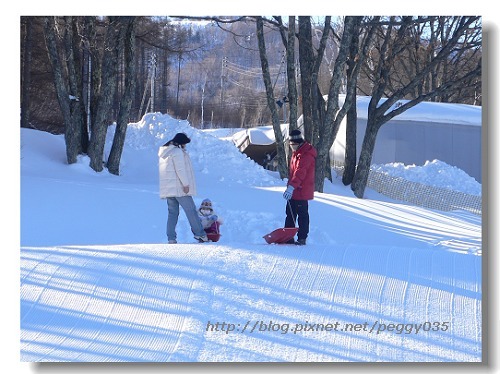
[{"xmin": 158, "ymin": 133, "xmax": 209, "ymax": 243}]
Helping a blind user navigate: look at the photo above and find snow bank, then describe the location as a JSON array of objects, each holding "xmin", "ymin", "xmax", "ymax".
[
  {"xmin": 371, "ymin": 160, "xmax": 481, "ymax": 196},
  {"xmin": 345, "ymin": 95, "xmax": 481, "ymax": 126}
]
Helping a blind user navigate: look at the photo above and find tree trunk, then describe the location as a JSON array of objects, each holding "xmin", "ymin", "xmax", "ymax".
[
  {"xmin": 285, "ymin": 16, "xmax": 298, "ymax": 166},
  {"xmin": 313, "ymin": 16, "xmax": 357, "ymax": 192},
  {"xmin": 351, "ymin": 117, "xmax": 380, "ymax": 198},
  {"xmin": 107, "ymin": 17, "xmax": 136, "ymax": 175},
  {"xmin": 342, "ymin": 17, "xmax": 362, "ymax": 186},
  {"xmin": 286, "ymin": 16, "xmax": 298, "ymax": 132},
  {"xmin": 88, "ymin": 17, "xmax": 120, "ymax": 172},
  {"xmin": 342, "ymin": 100, "xmax": 357, "ymax": 185},
  {"xmin": 43, "ymin": 16, "xmax": 78, "ymax": 164},
  {"xmin": 256, "ymin": 17, "xmax": 287, "ymax": 179},
  {"xmin": 310, "ymin": 17, "xmax": 331, "ymax": 149},
  {"xmin": 90, "ymin": 26, "xmax": 103, "ymax": 133},
  {"xmin": 297, "ymin": 16, "xmax": 337, "ymax": 192},
  {"xmin": 79, "ymin": 16, "xmax": 95, "ymax": 154},
  {"xmin": 21, "ymin": 17, "xmax": 33, "ymax": 129},
  {"xmin": 298, "ymin": 16, "xmax": 314, "ymax": 142},
  {"xmin": 63, "ymin": 16, "xmax": 85, "ymax": 157}
]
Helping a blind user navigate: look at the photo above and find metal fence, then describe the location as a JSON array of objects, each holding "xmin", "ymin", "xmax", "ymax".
[{"xmin": 332, "ymin": 162, "xmax": 482, "ymax": 216}]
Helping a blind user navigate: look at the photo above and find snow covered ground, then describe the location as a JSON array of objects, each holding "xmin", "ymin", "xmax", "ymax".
[{"xmin": 18, "ymin": 113, "xmax": 483, "ymax": 364}]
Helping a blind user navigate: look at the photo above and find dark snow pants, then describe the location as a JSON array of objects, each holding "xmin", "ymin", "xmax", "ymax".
[{"xmin": 284, "ymin": 199, "xmax": 309, "ymax": 241}]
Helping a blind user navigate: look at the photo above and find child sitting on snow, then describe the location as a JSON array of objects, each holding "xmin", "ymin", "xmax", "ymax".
[{"xmin": 198, "ymin": 198, "xmax": 222, "ymax": 235}]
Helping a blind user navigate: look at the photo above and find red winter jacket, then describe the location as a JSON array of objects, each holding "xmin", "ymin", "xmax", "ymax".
[{"xmin": 288, "ymin": 141, "xmax": 317, "ymax": 200}]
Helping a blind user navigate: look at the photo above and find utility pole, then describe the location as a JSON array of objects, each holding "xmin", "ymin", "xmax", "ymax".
[
  {"xmin": 220, "ymin": 57, "xmax": 227, "ymax": 125},
  {"xmin": 138, "ymin": 52, "xmax": 157, "ymax": 119},
  {"xmin": 150, "ymin": 53, "xmax": 157, "ymax": 112},
  {"xmin": 282, "ymin": 53, "xmax": 287, "ymax": 123}
]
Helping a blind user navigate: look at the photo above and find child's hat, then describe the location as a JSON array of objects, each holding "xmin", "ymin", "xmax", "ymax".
[{"xmin": 200, "ymin": 198, "xmax": 213, "ymax": 210}]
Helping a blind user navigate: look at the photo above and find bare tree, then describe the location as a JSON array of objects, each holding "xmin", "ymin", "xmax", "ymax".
[
  {"xmin": 255, "ymin": 16, "xmax": 288, "ymax": 178},
  {"xmin": 107, "ymin": 17, "xmax": 137, "ymax": 175},
  {"xmin": 63, "ymin": 16, "xmax": 87, "ymax": 159},
  {"xmin": 285, "ymin": 16, "xmax": 298, "ymax": 132},
  {"xmin": 342, "ymin": 17, "xmax": 377, "ymax": 186},
  {"xmin": 257, "ymin": 16, "xmax": 364, "ymax": 191},
  {"xmin": 21, "ymin": 17, "xmax": 33, "ymax": 129},
  {"xmin": 79, "ymin": 16, "xmax": 95, "ymax": 153},
  {"xmin": 342, "ymin": 17, "xmax": 362, "ymax": 186},
  {"xmin": 88, "ymin": 17, "xmax": 122, "ymax": 172},
  {"xmin": 297, "ymin": 16, "xmax": 315, "ymax": 143},
  {"xmin": 312, "ymin": 16, "xmax": 359, "ymax": 191},
  {"xmin": 351, "ymin": 16, "xmax": 481, "ymax": 198},
  {"xmin": 43, "ymin": 16, "xmax": 82, "ymax": 164}
]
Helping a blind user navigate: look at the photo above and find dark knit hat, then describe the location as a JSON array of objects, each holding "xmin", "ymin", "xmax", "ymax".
[
  {"xmin": 171, "ymin": 132, "xmax": 191, "ymax": 145},
  {"xmin": 289, "ymin": 129, "xmax": 304, "ymax": 144}
]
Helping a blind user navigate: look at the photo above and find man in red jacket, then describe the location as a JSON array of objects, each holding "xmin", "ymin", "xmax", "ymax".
[{"xmin": 283, "ymin": 129, "xmax": 317, "ymax": 245}]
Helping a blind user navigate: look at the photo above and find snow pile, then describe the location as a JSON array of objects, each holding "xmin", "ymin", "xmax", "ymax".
[
  {"xmin": 106, "ymin": 113, "xmax": 280, "ymax": 187},
  {"xmin": 113, "ymin": 113, "xmax": 192, "ymax": 150},
  {"xmin": 371, "ymin": 159, "xmax": 481, "ymax": 196}
]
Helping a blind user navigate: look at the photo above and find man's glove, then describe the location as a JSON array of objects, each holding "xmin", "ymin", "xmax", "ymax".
[{"xmin": 283, "ymin": 185, "xmax": 294, "ymax": 200}]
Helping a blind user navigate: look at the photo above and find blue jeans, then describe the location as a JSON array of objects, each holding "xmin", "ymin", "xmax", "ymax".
[{"xmin": 166, "ymin": 196, "xmax": 206, "ymax": 241}]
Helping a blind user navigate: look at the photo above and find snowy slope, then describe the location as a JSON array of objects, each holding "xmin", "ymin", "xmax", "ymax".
[{"xmin": 19, "ymin": 114, "xmax": 482, "ymax": 363}]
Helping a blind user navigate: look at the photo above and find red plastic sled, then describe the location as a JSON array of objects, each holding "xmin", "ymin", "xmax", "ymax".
[
  {"xmin": 263, "ymin": 227, "xmax": 298, "ymax": 244},
  {"xmin": 206, "ymin": 222, "xmax": 221, "ymax": 242},
  {"xmin": 207, "ymin": 232, "xmax": 221, "ymax": 242}
]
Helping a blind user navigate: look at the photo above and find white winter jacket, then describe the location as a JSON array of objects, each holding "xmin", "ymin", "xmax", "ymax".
[{"xmin": 158, "ymin": 145, "xmax": 197, "ymax": 198}]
